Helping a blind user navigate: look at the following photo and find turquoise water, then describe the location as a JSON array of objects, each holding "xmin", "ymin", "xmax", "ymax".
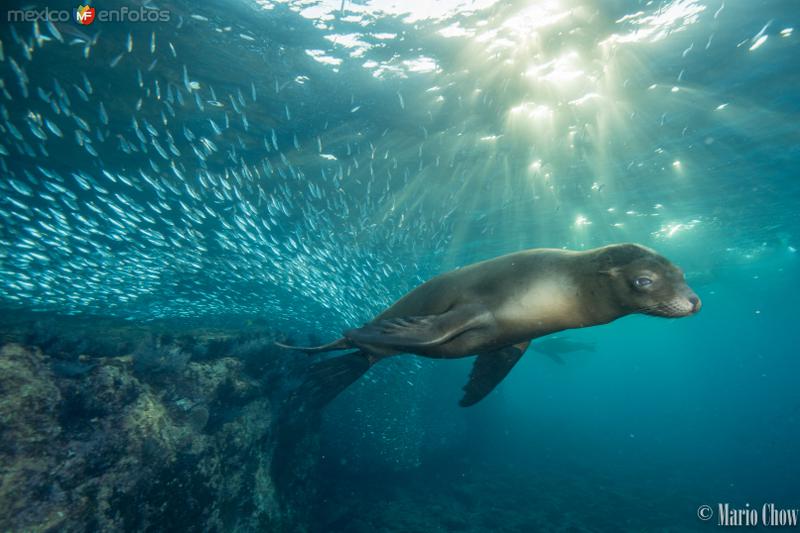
[{"xmin": 1, "ymin": 0, "xmax": 798, "ymax": 530}]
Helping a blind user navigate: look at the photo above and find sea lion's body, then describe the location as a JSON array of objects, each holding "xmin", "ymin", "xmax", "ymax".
[
  {"xmin": 364, "ymin": 249, "xmax": 593, "ymax": 358},
  {"xmin": 280, "ymin": 243, "xmax": 701, "ymax": 407}
]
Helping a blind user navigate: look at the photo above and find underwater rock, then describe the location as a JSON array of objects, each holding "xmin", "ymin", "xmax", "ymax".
[
  {"xmin": 0, "ymin": 344, "xmax": 62, "ymax": 452},
  {"xmin": 132, "ymin": 335, "xmax": 191, "ymax": 377},
  {"xmin": 0, "ymin": 315, "xmax": 319, "ymax": 532}
]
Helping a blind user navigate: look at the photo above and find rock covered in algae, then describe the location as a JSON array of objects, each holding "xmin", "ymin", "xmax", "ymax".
[{"xmin": 0, "ymin": 313, "xmax": 319, "ymax": 532}]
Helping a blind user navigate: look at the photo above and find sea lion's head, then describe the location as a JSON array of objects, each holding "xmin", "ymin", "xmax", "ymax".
[{"xmin": 597, "ymin": 243, "xmax": 701, "ymax": 318}]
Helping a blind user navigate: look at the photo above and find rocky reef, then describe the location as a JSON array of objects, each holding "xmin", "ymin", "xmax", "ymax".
[{"xmin": 0, "ymin": 311, "xmax": 319, "ymax": 532}]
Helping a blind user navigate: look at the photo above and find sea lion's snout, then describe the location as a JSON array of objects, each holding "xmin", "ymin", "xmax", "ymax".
[
  {"xmin": 664, "ymin": 289, "xmax": 701, "ymax": 317},
  {"xmin": 688, "ymin": 294, "xmax": 702, "ymax": 314},
  {"xmin": 648, "ymin": 287, "xmax": 701, "ymax": 318}
]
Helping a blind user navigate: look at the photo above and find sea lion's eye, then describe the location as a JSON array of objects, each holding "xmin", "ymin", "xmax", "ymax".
[{"xmin": 633, "ymin": 277, "xmax": 653, "ymax": 288}]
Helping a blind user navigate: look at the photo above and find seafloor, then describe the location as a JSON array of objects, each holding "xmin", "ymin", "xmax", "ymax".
[{"xmin": 313, "ymin": 459, "xmax": 707, "ymax": 533}]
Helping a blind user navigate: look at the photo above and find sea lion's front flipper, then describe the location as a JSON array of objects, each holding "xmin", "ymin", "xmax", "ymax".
[
  {"xmin": 345, "ymin": 304, "xmax": 492, "ymax": 349},
  {"xmin": 459, "ymin": 341, "xmax": 529, "ymax": 407}
]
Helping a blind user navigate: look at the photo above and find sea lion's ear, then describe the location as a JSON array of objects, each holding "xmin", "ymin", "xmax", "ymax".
[{"xmin": 598, "ymin": 267, "xmax": 622, "ymax": 277}]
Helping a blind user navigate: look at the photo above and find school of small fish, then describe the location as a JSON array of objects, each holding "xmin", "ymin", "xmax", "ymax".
[
  {"xmin": 0, "ymin": 12, "xmax": 460, "ymax": 336},
  {"xmin": 2, "ymin": 0, "xmax": 774, "ymax": 343}
]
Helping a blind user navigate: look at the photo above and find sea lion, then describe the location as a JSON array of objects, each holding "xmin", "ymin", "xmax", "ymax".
[
  {"xmin": 532, "ymin": 336, "xmax": 597, "ymax": 365},
  {"xmin": 279, "ymin": 243, "xmax": 701, "ymax": 407}
]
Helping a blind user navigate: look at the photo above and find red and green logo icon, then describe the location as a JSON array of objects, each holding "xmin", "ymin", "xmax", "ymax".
[{"xmin": 75, "ymin": 4, "xmax": 96, "ymax": 25}]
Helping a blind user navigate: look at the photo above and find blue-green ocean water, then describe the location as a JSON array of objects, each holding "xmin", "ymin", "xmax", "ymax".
[{"xmin": 1, "ymin": 0, "xmax": 798, "ymax": 530}]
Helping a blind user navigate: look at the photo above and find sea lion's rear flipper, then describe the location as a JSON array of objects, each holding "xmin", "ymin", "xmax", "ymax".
[
  {"xmin": 287, "ymin": 350, "xmax": 373, "ymax": 411},
  {"xmin": 459, "ymin": 341, "xmax": 529, "ymax": 407},
  {"xmin": 344, "ymin": 304, "xmax": 492, "ymax": 350}
]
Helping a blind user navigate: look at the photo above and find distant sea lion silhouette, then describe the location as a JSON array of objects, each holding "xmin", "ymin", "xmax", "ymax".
[
  {"xmin": 532, "ymin": 336, "xmax": 596, "ymax": 365},
  {"xmin": 278, "ymin": 243, "xmax": 701, "ymax": 407}
]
